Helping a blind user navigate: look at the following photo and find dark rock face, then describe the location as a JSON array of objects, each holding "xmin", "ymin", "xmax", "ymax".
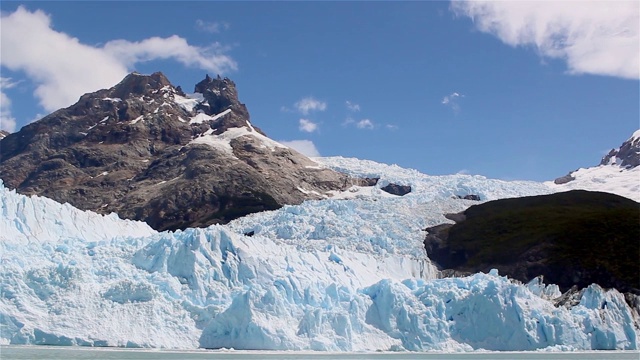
[
  {"xmin": 553, "ymin": 174, "xmax": 575, "ymax": 185},
  {"xmin": 600, "ymin": 132, "xmax": 640, "ymax": 168},
  {"xmin": 0, "ymin": 130, "xmax": 9, "ymax": 140},
  {"xmin": 356, "ymin": 177, "xmax": 379, "ymax": 187},
  {"xmin": 424, "ymin": 190, "xmax": 640, "ymax": 294},
  {"xmin": 455, "ymin": 194, "xmax": 481, "ymax": 201},
  {"xmin": 381, "ymin": 183, "xmax": 411, "ymax": 196},
  {"xmin": 0, "ymin": 72, "xmax": 357, "ymax": 231}
]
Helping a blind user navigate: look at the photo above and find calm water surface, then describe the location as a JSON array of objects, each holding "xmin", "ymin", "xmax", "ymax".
[{"xmin": 1, "ymin": 346, "xmax": 639, "ymax": 360}]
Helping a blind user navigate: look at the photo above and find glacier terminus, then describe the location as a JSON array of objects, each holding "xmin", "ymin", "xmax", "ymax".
[{"xmin": 0, "ymin": 156, "xmax": 637, "ymax": 351}]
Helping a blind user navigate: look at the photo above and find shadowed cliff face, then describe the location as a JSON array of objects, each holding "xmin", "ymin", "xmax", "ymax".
[
  {"xmin": 0, "ymin": 72, "xmax": 356, "ymax": 231},
  {"xmin": 425, "ymin": 190, "xmax": 640, "ymax": 294}
]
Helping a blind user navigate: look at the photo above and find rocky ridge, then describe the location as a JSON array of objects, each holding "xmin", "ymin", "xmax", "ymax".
[
  {"xmin": 0, "ymin": 72, "xmax": 359, "ymax": 231},
  {"xmin": 554, "ymin": 130, "xmax": 640, "ymax": 185},
  {"xmin": 600, "ymin": 129, "xmax": 640, "ymax": 168}
]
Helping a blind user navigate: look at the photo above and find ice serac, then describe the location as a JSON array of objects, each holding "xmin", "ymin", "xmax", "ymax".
[
  {"xmin": 548, "ymin": 129, "xmax": 640, "ymax": 201},
  {"xmin": 0, "ymin": 72, "xmax": 353, "ymax": 231},
  {"xmin": 1, "ymin": 156, "xmax": 638, "ymax": 351}
]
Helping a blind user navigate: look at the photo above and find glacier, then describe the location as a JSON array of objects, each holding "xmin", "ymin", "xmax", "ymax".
[
  {"xmin": 0, "ymin": 157, "xmax": 638, "ymax": 351},
  {"xmin": 545, "ymin": 164, "xmax": 640, "ymax": 202}
]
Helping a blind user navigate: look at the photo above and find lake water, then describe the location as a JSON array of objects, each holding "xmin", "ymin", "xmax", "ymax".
[{"xmin": 1, "ymin": 346, "xmax": 639, "ymax": 360}]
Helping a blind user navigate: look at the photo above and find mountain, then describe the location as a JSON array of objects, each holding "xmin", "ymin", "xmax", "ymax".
[
  {"xmin": 424, "ymin": 190, "xmax": 640, "ymax": 294},
  {"xmin": 547, "ymin": 130, "xmax": 640, "ymax": 201},
  {"xmin": 1, "ymin": 157, "xmax": 637, "ymax": 351},
  {"xmin": 0, "ymin": 72, "xmax": 357, "ymax": 231},
  {"xmin": 601, "ymin": 129, "xmax": 640, "ymax": 168},
  {"xmin": 0, "ymin": 130, "xmax": 9, "ymax": 140}
]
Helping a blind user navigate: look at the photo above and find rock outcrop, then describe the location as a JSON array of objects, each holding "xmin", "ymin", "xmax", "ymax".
[
  {"xmin": 600, "ymin": 130, "xmax": 640, "ymax": 168},
  {"xmin": 380, "ymin": 183, "xmax": 411, "ymax": 196},
  {"xmin": 553, "ymin": 174, "xmax": 575, "ymax": 185},
  {"xmin": 424, "ymin": 190, "xmax": 640, "ymax": 294},
  {"xmin": 0, "ymin": 72, "xmax": 357, "ymax": 231},
  {"xmin": 454, "ymin": 194, "xmax": 481, "ymax": 201}
]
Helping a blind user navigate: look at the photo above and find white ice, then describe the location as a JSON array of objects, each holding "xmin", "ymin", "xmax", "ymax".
[
  {"xmin": 545, "ymin": 165, "xmax": 640, "ymax": 202},
  {"xmin": 0, "ymin": 155, "xmax": 637, "ymax": 351}
]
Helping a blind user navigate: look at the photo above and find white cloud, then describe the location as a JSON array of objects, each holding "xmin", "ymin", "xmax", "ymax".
[
  {"xmin": 343, "ymin": 117, "xmax": 375, "ymax": 130},
  {"xmin": 294, "ymin": 97, "xmax": 327, "ymax": 115},
  {"xmin": 195, "ymin": 19, "xmax": 230, "ymax": 33},
  {"xmin": 0, "ymin": 77, "xmax": 19, "ymax": 132},
  {"xmin": 298, "ymin": 118, "xmax": 318, "ymax": 133},
  {"xmin": 441, "ymin": 92, "xmax": 464, "ymax": 113},
  {"xmin": 0, "ymin": 91, "xmax": 16, "ymax": 132},
  {"xmin": 346, "ymin": 100, "xmax": 360, "ymax": 112},
  {"xmin": 386, "ymin": 124, "xmax": 399, "ymax": 131},
  {"xmin": 441, "ymin": 92, "xmax": 461, "ymax": 105},
  {"xmin": 29, "ymin": 113, "xmax": 45, "ymax": 124},
  {"xmin": 0, "ymin": 6, "xmax": 237, "ymax": 114},
  {"xmin": 342, "ymin": 117, "xmax": 354, "ymax": 126},
  {"xmin": 279, "ymin": 139, "xmax": 320, "ymax": 157},
  {"xmin": 103, "ymin": 36, "xmax": 236, "ymax": 75},
  {"xmin": 356, "ymin": 119, "xmax": 374, "ymax": 129},
  {"xmin": 451, "ymin": 1, "xmax": 639, "ymax": 79},
  {"xmin": 0, "ymin": 77, "xmax": 20, "ymax": 89}
]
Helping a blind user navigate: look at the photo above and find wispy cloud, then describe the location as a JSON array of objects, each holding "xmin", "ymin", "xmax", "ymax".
[
  {"xmin": 0, "ymin": 77, "xmax": 20, "ymax": 89},
  {"xmin": 0, "ymin": 77, "xmax": 20, "ymax": 132},
  {"xmin": 294, "ymin": 97, "xmax": 327, "ymax": 115},
  {"xmin": 279, "ymin": 139, "xmax": 320, "ymax": 157},
  {"xmin": 386, "ymin": 124, "xmax": 399, "ymax": 131},
  {"xmin": 451, "ymin": 1, "xmax": 639, "ymax": 79},
  {"xmin": 345, "ymin": 100, "xmax": 360, "ymax": 112},
  {"xmin": 0, "ymin": 6, "xmax": 237, "ymax": 116},
  {"xmin": 195, "ymin": 19, "xmax": 230, "ymax": 33},
  {"xmin": 356, "ymin": 119, "xmax": 374, "ymax": 130},
  {"xmin": 298, "ymin": 118, "xmax": 318, "ymax": 133},
  {"xmin": 343, "ymin": 117, "xmax": 376, "ymax": 130},
  {"xmin": 441, "ymin": 92, "xmax": 464, "ymax": 113}
]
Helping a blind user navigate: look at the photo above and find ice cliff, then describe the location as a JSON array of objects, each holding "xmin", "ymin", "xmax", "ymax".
[{"xmin": 0, "ymin": 157, "xmax": 637, "ymax": 351}]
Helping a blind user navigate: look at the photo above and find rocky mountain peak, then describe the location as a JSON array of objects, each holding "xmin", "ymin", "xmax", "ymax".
[
  {"xmin": 0, "ymin": 71, "xmax": 359, "ymax": 231},
  {"xmin": 600, "ymin": 129, "xmax": 640, "ymax": 168},
  {"xmin": 110, "ymin": 71, "xmax": 172, "ymax": 100},
  {"xmin": 193, "ymin": 74, "xmax": 252, "ymax": 132}
]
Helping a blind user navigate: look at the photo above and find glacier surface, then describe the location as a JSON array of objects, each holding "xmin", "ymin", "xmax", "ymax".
[
  {"xmin": 0, "ymin": 157, "xmax": 638, "ymax": 351},
  {"xmin": 545, "ymin": 164, "xmax": 640, "ymax": 202}
]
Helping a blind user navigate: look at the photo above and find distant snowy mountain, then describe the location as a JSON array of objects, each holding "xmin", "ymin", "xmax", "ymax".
[
  {"xmin": 547, "ymin": 130, "xmax": 640, "ymax": 201},
  {"xmin": 1, "ymin": 156, "xmax": 637, "ymax": 351}
]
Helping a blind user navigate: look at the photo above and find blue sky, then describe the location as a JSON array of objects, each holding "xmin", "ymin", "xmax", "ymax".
[{"xmin": 1, "ymin": 1, "xmax": 638, "ymax": 181}]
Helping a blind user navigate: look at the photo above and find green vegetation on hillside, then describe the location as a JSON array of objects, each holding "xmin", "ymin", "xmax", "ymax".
[{"xmin": 445, "ymin": 190, "xmax": 639, "ymax": 292}]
